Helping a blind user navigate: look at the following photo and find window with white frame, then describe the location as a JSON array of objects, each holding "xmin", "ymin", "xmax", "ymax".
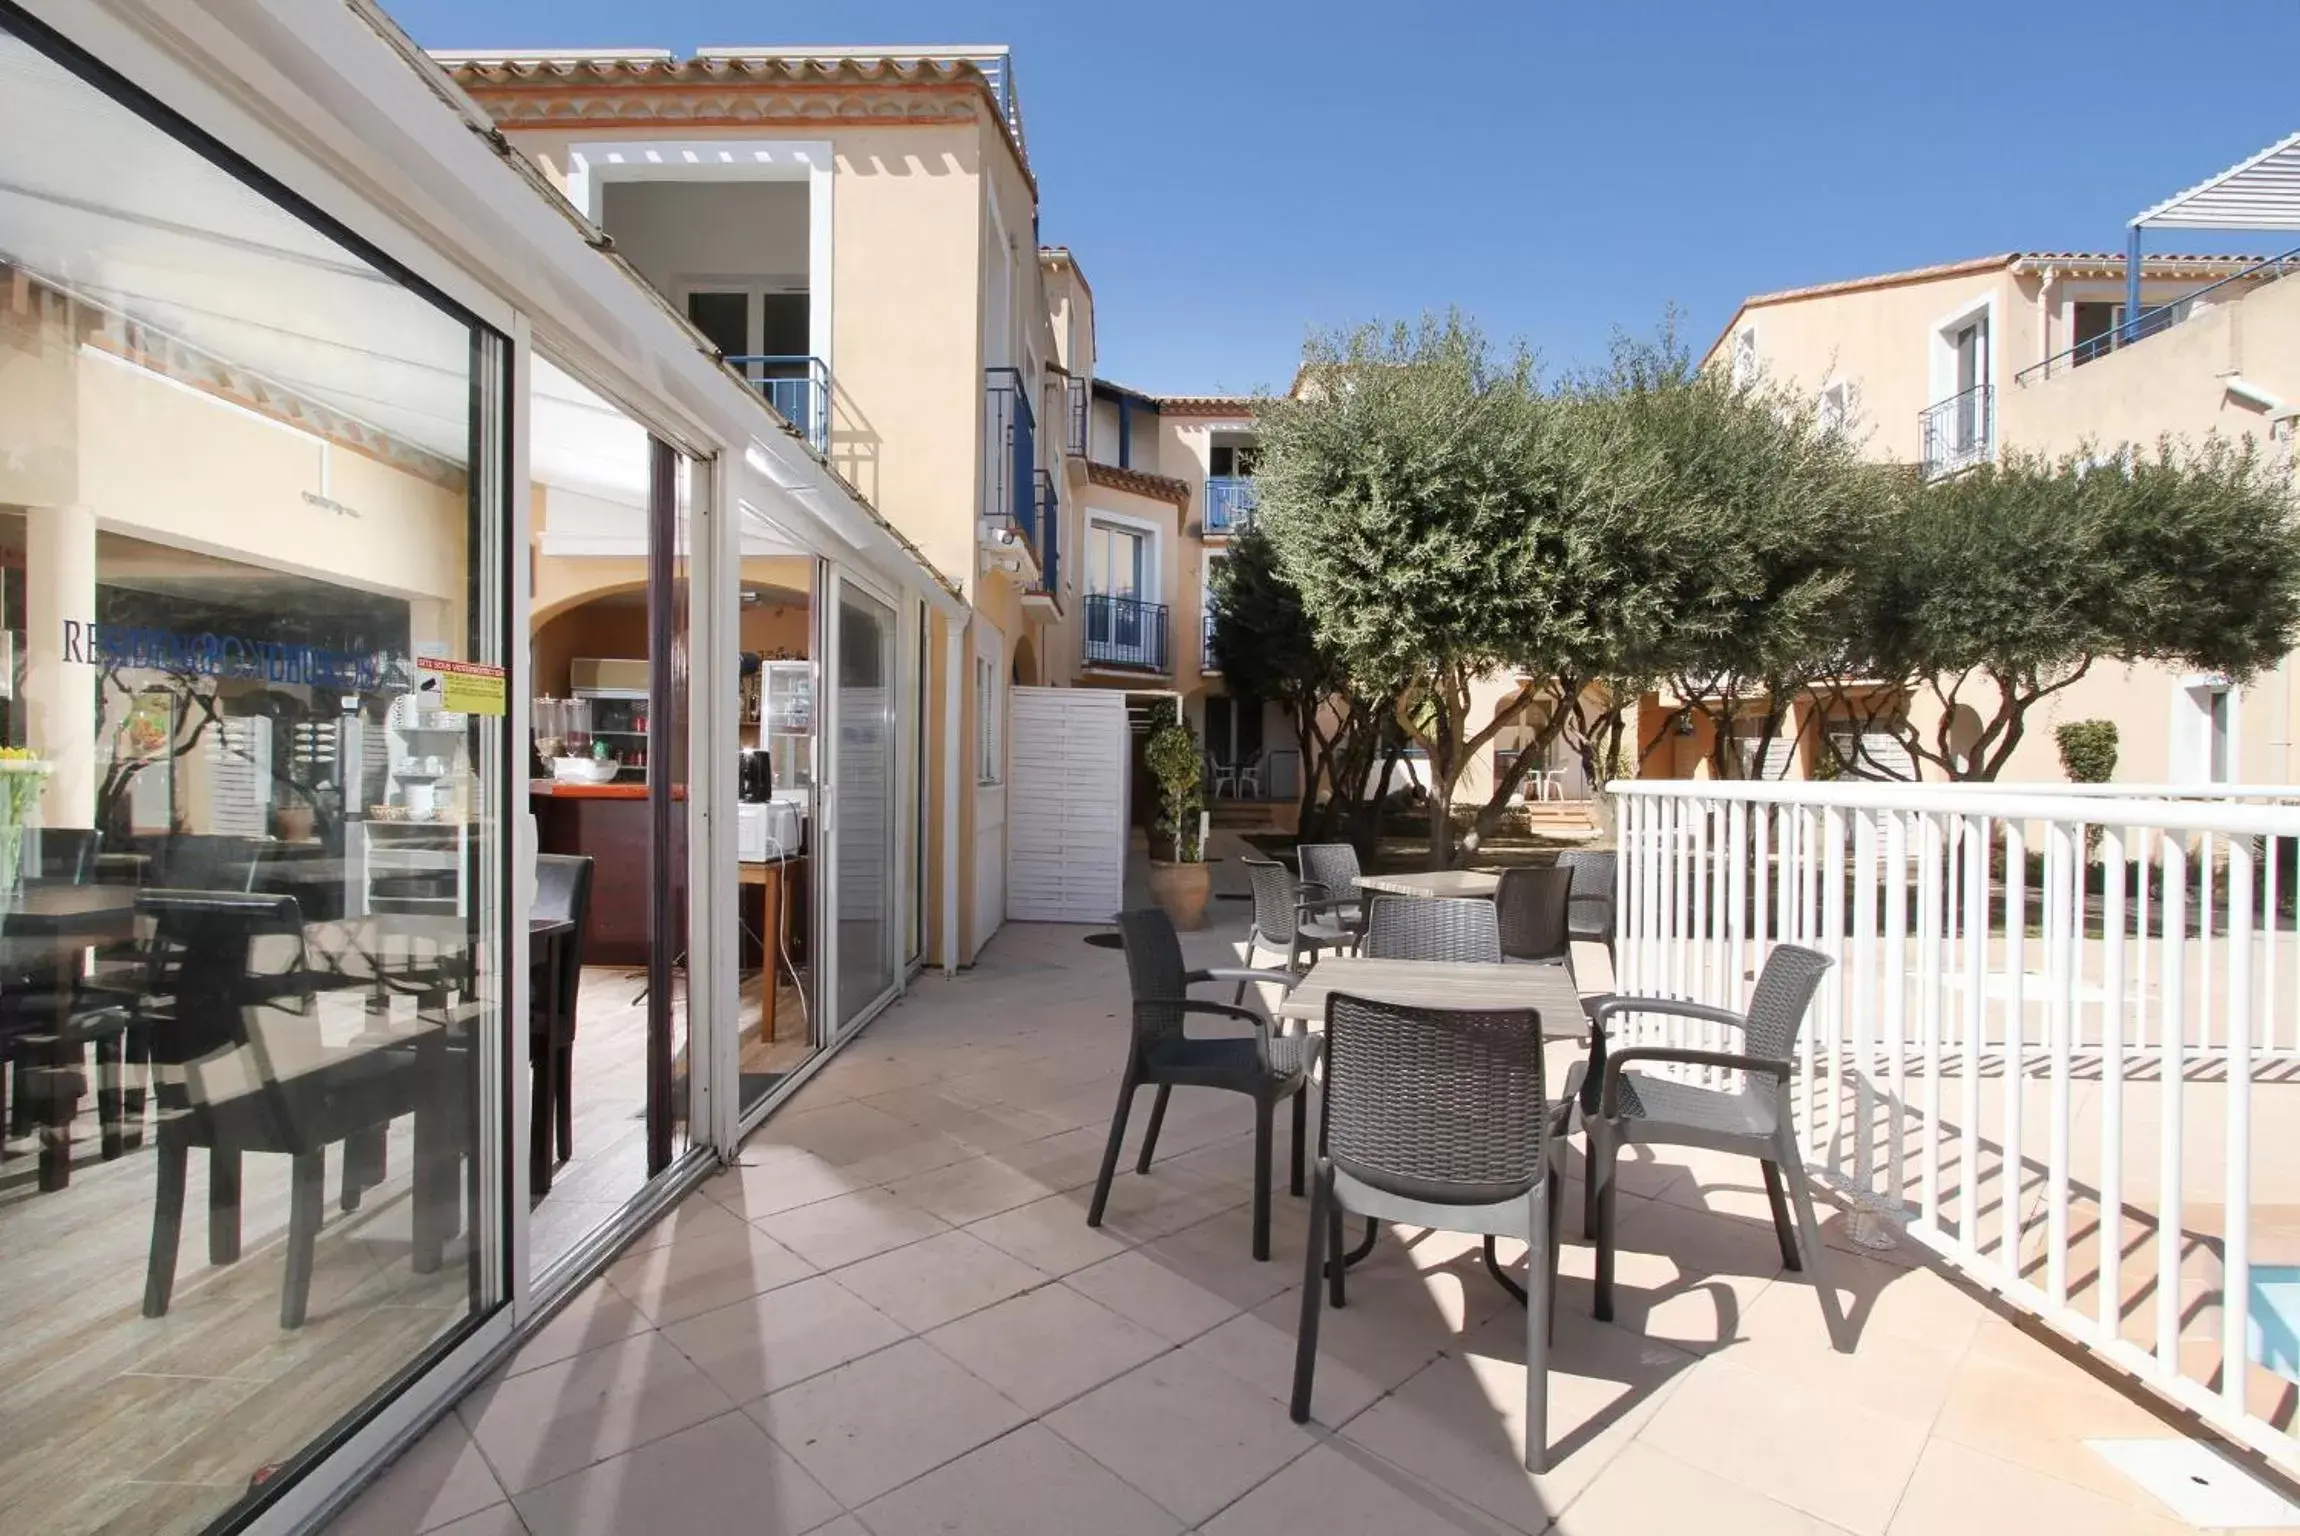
[
  {"xmin": 976, "ymin": 650, "xmax": 1001, "ymax": 784},
  {"xmin": 1085, "ymin": 519, "xmax": 1149, "ymax": 599},
  {"xmin": 1818, "ymin": 381, "xmax": 1850, "ymax": 434},
  {"xmin": 1730, "ymin": 325, "xmax": 1759, "ymax": 389}
]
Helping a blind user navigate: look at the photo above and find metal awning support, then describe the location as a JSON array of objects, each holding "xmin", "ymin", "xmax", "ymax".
[{"xmin": 2126, "ymin": 129, "xmax": 2300, "ymax": 343}]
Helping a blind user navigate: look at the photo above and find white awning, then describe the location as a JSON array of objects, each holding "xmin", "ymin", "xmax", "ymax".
[{"xmin": 2134, "ymin": 130, "xmax": 2300, "ymax": 230}]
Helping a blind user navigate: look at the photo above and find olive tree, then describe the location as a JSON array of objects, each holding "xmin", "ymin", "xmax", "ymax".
[
  {"xmin": 1567, "ymin": 330, "xmax": 1889, "ymax": 779},
  {"xmin": 1841, "ymin": 438, "xmax": 2300, "ymax": 779},
  {"xmin": 1206, "ymin": 525, "xmax": 1402, "ymax": 853},
  {"xmin": 1251, "ymin": 315, "xmax": 1574, "ymax": 867}
]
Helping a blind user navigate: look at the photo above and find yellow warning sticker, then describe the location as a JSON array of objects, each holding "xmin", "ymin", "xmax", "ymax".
[{"xmin": 416, "ymin": 657, "xmax": 508, "ymax": 717}]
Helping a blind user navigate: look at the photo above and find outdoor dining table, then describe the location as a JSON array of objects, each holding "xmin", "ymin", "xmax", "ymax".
[
  {"xmin": 1353, "ymin": 869, "xmax": 1501, "ymax": 900},
  {"xmin": 1275, "ymin": 953, "xmax": 1592, "ymax": 1300},
  {"xmin": 1275, "ymin": 955, "xmax": 1587, "ymax": 1039}
]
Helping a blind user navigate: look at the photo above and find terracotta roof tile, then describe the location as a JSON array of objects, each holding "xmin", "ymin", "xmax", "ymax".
[
  {"xmin": 1155, "ymin": 395, "xmax": 1256, "ymax": 418},
  {"xmin": 1085, "ymin": 460, "xmax": 1190, "ymax": 507}
]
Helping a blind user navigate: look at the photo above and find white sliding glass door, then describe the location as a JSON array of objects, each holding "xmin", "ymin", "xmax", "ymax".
[{"xmin": 829, "ymin": 577, "xmax": 898, "ymax": 1030}]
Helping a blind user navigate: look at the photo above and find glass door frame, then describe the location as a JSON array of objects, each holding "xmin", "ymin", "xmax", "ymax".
[{"xmin": 818, "ymin": 561, "xmax": 907, "ymax": 1041}]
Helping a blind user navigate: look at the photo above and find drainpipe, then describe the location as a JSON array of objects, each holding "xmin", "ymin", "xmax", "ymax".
[{"xmin": 943, "ymin": 618, "xmax": 965, "ymax": 976}]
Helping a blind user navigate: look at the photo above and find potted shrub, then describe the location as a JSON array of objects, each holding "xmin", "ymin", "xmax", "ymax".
[{"xmin": 1143, "ymin": 717, "xmax": 1211, "ymax": 929}]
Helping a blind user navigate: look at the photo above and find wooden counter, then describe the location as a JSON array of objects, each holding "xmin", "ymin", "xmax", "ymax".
[
  {"xmin": 531, "ymin": 782, "xmax": 651, "ymax": 965},
  {"xmin": 529, "ymin": 781, "xmax": 647, "ymax": 801}
]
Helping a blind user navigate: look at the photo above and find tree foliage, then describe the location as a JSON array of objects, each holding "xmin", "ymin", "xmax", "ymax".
[
  {"xmin": 1569, "ymin": 330, "xmax": 1892, "ymax": 778},
  {"xmin": 1845, "ymin": 438, "xmax": 2300, "ymax": 779},
  {"xmin": 1207, "ymin": 526, "xmax": 1399, "ymax": 851},
  {"xmin": 1142, "ymin": 717, "xmax": 1204, "ymax": 862},
  {"xmin": 1251, "ymin": 314, "xmax": 1600, "ymax": 865},
  {"xmin": 1222, "ymin": 310, "xmax": 2300, "ymax": 867},
  {"xmin": 2055, "ymin": 720, "xmax": 2118, "ymax": 784}
]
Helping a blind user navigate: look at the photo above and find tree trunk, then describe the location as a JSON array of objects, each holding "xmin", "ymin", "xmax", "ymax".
[
  {"xmin": 1292, "ymin": 709, "xmax": 1322, "ymax": 836},
  {"xmin": 1425, "ymin": 783, "xmax": 1453, "ymax": 871},
  {"xmin": 1351, "ymin": 735, "xmax": 1403, "ymax": 865}
]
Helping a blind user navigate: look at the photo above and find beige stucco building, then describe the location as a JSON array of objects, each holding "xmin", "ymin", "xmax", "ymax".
[
  {"xmin": 1693, "ymin": 239, "xmax": 2300, "ymax": 787},
  {"xmin": 443, "ymin": 48, "xmax": 1086, "ymax": 960}
]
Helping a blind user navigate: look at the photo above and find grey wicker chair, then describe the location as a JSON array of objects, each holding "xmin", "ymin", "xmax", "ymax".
[
  {"xmin": 1241, "ymin": 857, "xmax": 1353, "ymax": 983},
  {"xmin": 1294, "ymin": 843, "xmax": 1366, "ymax": 936},
  {"xmin": 1575, "ymin": 942, "xmax": 1848, "ymax": 1348},
  {"xmin": 1360, "ymin": 894, "xmax": 1501, "ymax": 963},
  {"xmin": 1292, "ymin": 992, "xmax": 1570, "ymax": 1470},
  {"xmin": 1089, "ymin": 908, "xmax": 1319, "ymax": 1261},
  {"xmin": 1494, "ymin": 866, "xmax": 1572, "ymax": 966},
  {"xmin": 1557, "ymin": 849, "xmax": 1617, "ymax": 963}
]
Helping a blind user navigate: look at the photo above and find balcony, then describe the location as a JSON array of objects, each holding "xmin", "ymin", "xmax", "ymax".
[
  {"xmin": 1082, "ymin": 592, "xmax": 1168, "ymax": 672},
  {"xmin": 1203, "ymin": 475, "xmax": 1256, "ymax": 535},
  {"xmin": 983, "ymin": 366, "xmax": 1044, "ymax": 581},
  {"xmin": 2017, "ymin": 246, "xmax": 2300, "ymax": 385},
  {"xmin": 1067, "ymin": 373, "xmax": 1089, "ymax": 460},
  {"xmin": 1918, "ymin": 383, "xmax": 1991, "ymax": 479},
  {"xmin": 728, "ymin": 355, "xmax": 828, "ymax": 455},
  {"xmin": 1030, "ymin": 468, "xmax": 1060, "ymax": 602}
]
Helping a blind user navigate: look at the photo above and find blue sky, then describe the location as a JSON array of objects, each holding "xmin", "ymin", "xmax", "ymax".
[{"xmin": 391, "ymin": 0, "xmax": 2296, "ymax": 395}]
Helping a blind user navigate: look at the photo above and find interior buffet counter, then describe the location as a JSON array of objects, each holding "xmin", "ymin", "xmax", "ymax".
[{"xmin": 529, "ymin": 780, "xmax": 651, "ymax": 965}]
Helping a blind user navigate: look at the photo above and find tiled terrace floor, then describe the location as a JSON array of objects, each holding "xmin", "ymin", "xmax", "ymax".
[{"xmin": 332, "ymin": 917, "xmax": 2285, "ymax": 1536}]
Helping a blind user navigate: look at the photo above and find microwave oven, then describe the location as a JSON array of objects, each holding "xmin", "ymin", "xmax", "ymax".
[{"xmin": 738, "ymin": 799, "xmax": 803, "ymax": 862}]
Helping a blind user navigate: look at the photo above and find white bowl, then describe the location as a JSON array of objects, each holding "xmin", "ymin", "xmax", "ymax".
[{"xmin": 551, "ymin": 756, "xmax": 620, "ymax": 785}]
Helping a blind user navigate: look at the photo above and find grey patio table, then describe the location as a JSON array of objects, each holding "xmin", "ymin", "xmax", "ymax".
[
  {"xmin": 1274, "ymin": 955, "xmax": 1586, "ymax": 1039},
  {"xmin": 1274, "ymin": 952, "xmax": 1591, "ymax": 1299},
  {"xmin": 1353, "ymin": 869, "xmax": 1501, "ymax": 900}
]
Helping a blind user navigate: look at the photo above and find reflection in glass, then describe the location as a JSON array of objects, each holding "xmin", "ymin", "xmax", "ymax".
[
  {"xmin": 835, "ymin": 586, "xmax": 897, "ymax": 1029},
  {"xmin": 0, "ymin": 20, "xmax": 503, "ymax": 1533}
]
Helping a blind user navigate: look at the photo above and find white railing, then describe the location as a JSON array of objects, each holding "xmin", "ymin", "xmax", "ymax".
[{"xmin": 1611, "ymin": 777, "xmax": 2300, "ymax": 1476}]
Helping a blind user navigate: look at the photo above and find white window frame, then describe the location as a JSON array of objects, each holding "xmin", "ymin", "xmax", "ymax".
[
  {"xmin": 674, "ymin": 277, "xmax": 811, "ymax": 359},
  {"xmin": 1729, "ymin": 324, "xmax": 1759, "ymax": 388},
  {"xmin": 975, "ymin": 641, "xmax": 1002, "ymax": 786},
  {"xmin": 563, "ymin": 138, "xmax": 835, "ymax": 375},
  {"xmin": 1082, "ymin": 507, "xmax": 1161, "ymax": 602},
  {"xmin": 1927, "ymin": 293, "xmax": 1996, "ymax": 405},
  {"xmin": 1817, "ymin": 380, "xmax": 1850, "ymax": 434},
  {"xmin": 2171, "ymin": 672, "xmax": 2241, "ymax": 786}
]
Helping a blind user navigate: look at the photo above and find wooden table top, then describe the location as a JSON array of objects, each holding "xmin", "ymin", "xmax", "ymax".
[
  {"xmin": 1276, "ymin": 955, "xmax": 1588, "ymax": 1039},
  {"xmin": 4, "ymin": 883, "xmax": 140, "ymax": 936},
  {"xmin": 1354, "ymin": 869, "xmax": 1501, "ymax": 899}
]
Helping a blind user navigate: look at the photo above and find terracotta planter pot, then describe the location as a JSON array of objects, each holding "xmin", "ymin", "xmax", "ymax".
[{"xmin": 1146, "ymin": 859, "xmax": 1212, "ymax": 931}]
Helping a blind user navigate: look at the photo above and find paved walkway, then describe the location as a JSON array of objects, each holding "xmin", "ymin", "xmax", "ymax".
[{"xmin": 332, "ymin": 913, "xmax": 2274, "ymax": 1536}]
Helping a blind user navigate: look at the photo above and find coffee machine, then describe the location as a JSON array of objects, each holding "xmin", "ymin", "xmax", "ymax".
[{"xmin": 739, "ymin": 748, "xmax": 773, "ymax": 804}]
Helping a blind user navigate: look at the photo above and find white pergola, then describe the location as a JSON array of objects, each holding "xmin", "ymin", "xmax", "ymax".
[{"xmin": 2125, "ymin": 130, "xmax": 2300, "ymax": 322}]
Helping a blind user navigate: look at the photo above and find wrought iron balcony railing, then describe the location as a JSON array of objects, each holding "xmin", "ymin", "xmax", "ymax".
[
  {"xmin": 1083, "ymin": 593, "xmax": 1168, "ymax": 672},
  {"xmin": 1204, "ymin": 476, "xmax": 1257, "ymax": 535},
  {"xmin": 727, "ymin": 355, "xmax": 829, "ymax": 454},
  {"xmin": 984, "ymin": 366, "xmax": 1039, "ymax": 564},
  {"xmin": 1032, "ymin": 469, "xmax": 1060, "ymax": 595},
  {"xmin": 1918, "ymin": 383, "xmax": 1992, "ymax": 480},
  {"xmin": 1067, "ymin": 374, "xmax": 1089, "ymax": 460}
]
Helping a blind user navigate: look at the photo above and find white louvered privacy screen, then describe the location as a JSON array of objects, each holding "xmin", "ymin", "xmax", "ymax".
[{"xmin": 1004, "ymin": 686, "xmax": 1128, "ymax": 923}]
